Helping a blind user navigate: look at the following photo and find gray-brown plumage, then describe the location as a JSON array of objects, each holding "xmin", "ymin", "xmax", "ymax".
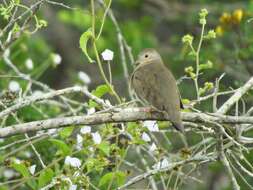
[{"xmin": 130, "ymin": 48, "xmax": 184, "ymax": 132}]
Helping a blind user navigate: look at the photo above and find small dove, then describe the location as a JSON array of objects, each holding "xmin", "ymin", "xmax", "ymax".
[{"xmin": 130, "ymin": 48, "xmax": 184, "ymax": 132}]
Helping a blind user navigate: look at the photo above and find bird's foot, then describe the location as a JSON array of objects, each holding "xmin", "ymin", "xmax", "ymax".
[
  {"xmin": 142, "ymin": 107, "xmax": 153, "ymax": 113},
  {"xmin": 142, "ymin": 106, "xmax": 164, "ymax": 114}
]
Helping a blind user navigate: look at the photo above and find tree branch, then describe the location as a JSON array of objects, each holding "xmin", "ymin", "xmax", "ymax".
[
  {"xmin": 0, "ymin": 85, "xmax": 111, "ymax": 119},
  {"xmin": 117, "ymin": 155, "xmax": 216, "ymax": 190},
  {"xmin": 1, "ymin": 108, "xmax": 253, "ymax": 138},
  {"xmin": 217, "ymin": 77, "xmax": 253, "ymax": 114}
]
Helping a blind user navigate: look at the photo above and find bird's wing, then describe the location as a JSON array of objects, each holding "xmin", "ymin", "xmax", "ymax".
[
  {"xmin": 133, "ymin": 63, "xmax": 181, "ymax": 110},
  {"xmin": 131, "ymin": 62, "xmax": 183, "ymax": 131},
  {"xmin": 146, "ymin": 63, "xmax": 182, "ymax": 120},
  {"xmin": 130, "ymin": 68, "xmax": 150, "ymax": 105}
]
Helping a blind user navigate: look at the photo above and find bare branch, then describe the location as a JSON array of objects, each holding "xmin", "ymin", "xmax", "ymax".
[
  {"xmin": 0, "ymin": 86, "xmax": 88, "ymax": 119},
  {"xmin": 117, "ymin": 155, "xmax": 216, "ymax": 190},
  {"xmin": 217, "ymin": 77, "xmax": 253, "ymax": 114},
  {"xmin": 220, "ymin": 152, "xmax": 240, "ymax": 190},
  {"xmin": 1, "ymin": 108, "xmax": 253, "ymax": 138}
]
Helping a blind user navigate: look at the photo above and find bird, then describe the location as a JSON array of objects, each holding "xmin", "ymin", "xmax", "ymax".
[{"xmin": 130, "ymin": 48, "xmax": 184, "ymax": 132}]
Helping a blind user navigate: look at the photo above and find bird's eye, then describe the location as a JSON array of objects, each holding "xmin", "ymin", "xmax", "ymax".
[{"xmin": 144, "ymin": 54, "xmax": 149, "ymax": 58}]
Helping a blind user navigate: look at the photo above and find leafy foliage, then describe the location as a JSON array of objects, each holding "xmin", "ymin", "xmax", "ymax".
[{"xmin": 0, "ymin": 1, "xmax": 253, "ymax": 190}]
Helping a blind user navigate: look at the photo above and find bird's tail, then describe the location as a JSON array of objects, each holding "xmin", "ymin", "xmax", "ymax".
[
  {"xmin": 173, "ymin": 122, "xmax": 188, "ymax": 147},
  {"xmin": 172, "ymin": 122, "xmax": 184, "ymax": 133}
]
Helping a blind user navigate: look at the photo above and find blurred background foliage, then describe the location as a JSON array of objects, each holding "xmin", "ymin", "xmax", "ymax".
[
  {"xmin": 2, "ymin": 0, "xmax": 253, "ymax": 102},
  {"xmin": 1, "ymin": 0, "xmax": 253, "ymax": 190}
]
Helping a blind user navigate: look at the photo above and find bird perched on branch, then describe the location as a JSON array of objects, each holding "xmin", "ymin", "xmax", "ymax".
[{"xmin": 130, "ymin": 48, "xmax": 184, "ymax": 132}]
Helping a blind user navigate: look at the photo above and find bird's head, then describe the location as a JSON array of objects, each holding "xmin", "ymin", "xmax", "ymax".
[{"xmin": 134, "ymin": 48, "xmax": 162, "ymax": 67}]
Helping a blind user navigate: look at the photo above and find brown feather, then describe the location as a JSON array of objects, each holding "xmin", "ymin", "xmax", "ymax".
[{"xmin": 130, "ymin": 49, "xmax": 184, "ymax": 132}]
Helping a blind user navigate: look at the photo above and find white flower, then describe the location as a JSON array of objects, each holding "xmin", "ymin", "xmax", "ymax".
[
  {"xmin": 141, "ymin": 132, "xmax": 151, "ymax": 142},
  {"xmin": 149, "ymin": 143, "xmax": 157, "ymax": 152},
  {"xmin": 52, "ymin": 53, "xmax": 62, "ymax": 65},
  {"xmin": 14, "ymin": 158, "xmax": 21, "ymax": 164},
  {"xmin": 161, "ymin": 159, "xmax": 169, "ymax": 168},
  {"xmin": 77, "ymin": 134, "xmax": 83, "ymax": 144},
  {"xmin": 105, "ymin": 99, "xmax": 112, "ymax": 106},
  {"xmin": 33, "ymin": 90, "xmax": 43, "ymax": 97},
  {"xmin": 101, "ymin": 49, "xmax": 114, "ymax": 61},
  {"xmin": 48, "ymin": 128, "xmax": 57, "ymax": 135},
  {"xmin": 25, "ymin": 58, "xmax": 34, "ymax": 70},
  {"xmin": 29, "ymin": 165, "xmax": 36, "ymax": 175},
  {"xmin": 76, "ymin": 134, "xmax": 83, "ymax": 150},
  {"xmin": 89, "ymin": 147, "xmax": 94, "ymax": 152},
  {"xmin": 8, "ymin": 80, "xmax": 20, "ymax": 92},
  {"xmin": 143, "ymin": 120, "xmax": 159, "ymax": 132},
  {"xmin": 80, "ymin": 126, "xmax": 91, "ymax": 134},
  {"xmin": 152, "ymin": 159, "xmax": 170, "ymax": 170},
  {"xmin": 24, "ymin": 151, "xmax": 32, "ymax": 158},
  {"xmin": 87, "ymin": 107, "xmax": 95, "ymax": 115},
  {"xmin": 69, "ymin": 184, "xmax": 77, "ymax": 190},
  {"xmin": 3, "ymin": 169, "xmax": 15, "ymax": 179},
  {"xmin": 78, "ymin": 71, "xmax": 91, "ymax": 84},
  {"xmin": 91, "ymin": 132, "xmax": 102, "ymax": 144},
  {"xmin": 65, "ymin": 156, "xmax": 81, "ymax": 168}
]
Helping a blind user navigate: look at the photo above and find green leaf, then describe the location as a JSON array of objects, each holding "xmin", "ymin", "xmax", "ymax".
[
  {"xmin": 181, "ymin": 98, "xmax": 190, "ymax": 104},
  {"xmin": 59, "ymin": 126, "xmax": 74, "ymax": 139},
  {"xmin": 79, "ymin": 28, "xmax": 94, "ymax": 63},
  {"xmin": 89, "ymin": 84, "xmax": 111, "ymax": 107},
  {"xmin": 0, "ymin": 6, "xmax": 10, "ymax": 20},
  {"xmin": 49, "ymin": 139, "xmax": 71, "ymax": 156},
  {"xmin": 99, "ymin": 171, "xmax": 126, "ymax": 188},
  {"xmin": 11, "ymin": 163, "xmax": 37, "ymax": 189},
  {"xmin": 86, "ymin": 158, "xmax": 108, "ymax": 172},
  {"xmin": 38, "ymin": 168, "xmax": 54, "ymax": 188},
  {"xmin": 38, "ymin": 19, "xmax": 48, "ymax": 28},
  {"xmin": 12, "ymin": 23, "xmax": 20, "ymax": 34},
  {"xmin": 93, "ymin": 84, "xmax": 111, "ymax": 97},
  {"xmin": 199, "ymin": 60, "xmax": 213, "ymax": 70},
  {"xmin": 12, "ymin": 163, "xmax": 30, "ymax": 177},
  {"xmin": 97, "ymin": 141, "xmax": 110, "ymax": 156}
]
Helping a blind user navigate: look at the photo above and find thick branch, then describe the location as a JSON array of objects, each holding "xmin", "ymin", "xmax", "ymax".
[{"xmin": 0, "ymin": 108, "xmax": 253, "ymax": 138}]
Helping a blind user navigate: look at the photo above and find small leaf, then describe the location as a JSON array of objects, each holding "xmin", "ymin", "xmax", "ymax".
[
  {"xmin": 181, "ymin": 99, "xmax": 190, "ymax": 104},
  {"xmin": 38, "ymin": 168, "xmax": 54, "ymax": 188},
  {"xmin": 38, "ymin": 19, "xmax": 48, "ymax": 28},
  {"xmin": 12, "ymin": 163, "xmax": 30, "ymax": 177},
  {"xmin": 12, "ymin": 23, "xmax": 20, "ymax": 34},
  {"xmin": 49, "ymin": 139, "xmax": 71, "ymax": 156},
  {"xmin": 199, "ymin": 87, "xmax": 205, "ymax": 95},
  {"xmin": 12, "ymin": 163, "xmax": 37, "ymax": 189},
  {"xmin": 86, "ymin": 158, "xmax": 108, "ymax": 172},
  {"xmin": 199, "ymin": 60, "xmax": 213, "ymax": 70},
  {"xmin": 59, "ymin": 126, "xmax": 74, "ymax": 139},
  {"xmin": 79, "ymin": 28, "xmax": 94, "ymax": 63},
  {"xmin": 93, "ymin": 84, "xmax": 111, "ymax": 97},
  {"xmin": 89, "ymin": 84, "xmax": 111, "ymax": 107},
  {"xmin": 99, "ymin": 171, "xmax": 126, "ymax": 188},
  {"xmin": 98, "ymin": 141, "xmax": 110, "ymax": 156}
]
